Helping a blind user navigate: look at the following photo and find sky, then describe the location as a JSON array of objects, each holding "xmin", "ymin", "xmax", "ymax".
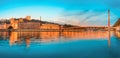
[{"xmin": 0, "ymin": 0, "xmax": 120, "ymax": 26}]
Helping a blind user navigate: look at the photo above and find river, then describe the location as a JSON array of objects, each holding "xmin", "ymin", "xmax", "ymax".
[{"xmin": 0, "ymin": 31, "xmax": 120, "ymax": 58}]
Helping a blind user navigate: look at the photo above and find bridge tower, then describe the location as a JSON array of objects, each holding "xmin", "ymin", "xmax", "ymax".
[
  {"xmin": 108, "ymin": 9, "xmax": 111, "ymax": 47},
  {"xmin": 108, "ymin": 9, "xmax": 110, "ymax": 30}
]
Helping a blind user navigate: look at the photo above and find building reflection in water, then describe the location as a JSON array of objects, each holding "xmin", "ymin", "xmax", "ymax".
[
  {"xmin": 9, "ymin": 32, "xmax": 18, "ymax": 46},
  {"xmin": 0, "ymin": 31, "xmax": 112, "ymax": 47},
  {"xmin": 62, "ymin": 31, "xmax": 108, "ymax": 39},
  {"xmin": 25, "ymin": 37, "xmax": 30, "ymax": 48},
  {"xmin": 114, "ymin": 31, "xmax": 120, "ymax": 39}
]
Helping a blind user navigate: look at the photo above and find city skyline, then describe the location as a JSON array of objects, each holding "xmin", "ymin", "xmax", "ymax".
[{"xmin": 0, "ymin": 0, "xmax": 120, "ymax": 26}]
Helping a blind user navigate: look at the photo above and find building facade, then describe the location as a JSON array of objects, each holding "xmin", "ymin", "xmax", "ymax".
[{"xmin": 5, "ymin": 16, "xmax": 61, "ymax": 29}]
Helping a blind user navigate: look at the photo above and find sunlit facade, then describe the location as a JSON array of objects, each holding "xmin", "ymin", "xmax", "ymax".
[
  {"xmin": 40, "ymin": 23, "xmax": 60, "ymax": 29},
  {"xmin": 0, "ymin": 16, "xmax": 61, "ymax": 29},
  {"xmin": 0, "ymin": 23, "xmax": 10, "ymax": 29}
]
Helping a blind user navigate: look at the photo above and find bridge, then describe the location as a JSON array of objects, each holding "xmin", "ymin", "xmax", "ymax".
[
  {"xmin": 0, "ymin": 23, "xmax": 112, "ymax": 32},
  {"xmin": 63, "ymin": 26, "xmax": 109, "ymax": 31}
]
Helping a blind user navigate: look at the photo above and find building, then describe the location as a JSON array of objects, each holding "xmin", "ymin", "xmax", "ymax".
[
  {"xmin": 19, "ymin": 22, "xmax": 40, "ymax": 29},
  {"xmin": 113, "ymin": 18, "xmax": 120, "ymax": 31},
  {"xmin": 40, "ymin": 23, "xmax": 60, "ymax": 29},
  {"xmin": 10, "ymin": 18, "xmax": 19, "ymax": 29},
  {"xmin": 26, "ymin": 16, "xmax": 31, "ymax": 20},
  {"xmin": 0, "ymin": 16, "xmax": 61, "ymax": 29},
  {"xmin": 0, "ymin": 20, "xmax": 10, "ymax": 29},
  {"xmin": 113, "ymin": 18, "xmax": 120, "ymax": 27}
]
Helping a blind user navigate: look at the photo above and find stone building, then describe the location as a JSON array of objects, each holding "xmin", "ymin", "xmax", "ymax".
[
  {"xmin": 40, "ymin": 23, "xmax": 60, "ymax": 29},
  {"xmin": 7, "ymin": 16, "xmax": 61, "ymax": 29}
]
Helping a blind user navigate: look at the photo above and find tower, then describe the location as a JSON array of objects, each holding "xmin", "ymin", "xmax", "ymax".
[
  {"xmin": 26, "ymin": 16, "xmax": 31, "ymax": 20},
  {"xmin": 108, "ymin": 10, "xmax": 110, "ymax": 29},
  {"xmin": 108, "ymin": 9, "xmax": 110, "ymax": 47}
]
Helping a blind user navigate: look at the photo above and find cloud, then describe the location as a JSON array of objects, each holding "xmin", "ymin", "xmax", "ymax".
[
  {"xmin": 0, "ymin": 0, "xmax": 119, "ymax": 26},
  {"xmin": 52, "ymin": 10, "xmax": 118, "ymax": 26}
]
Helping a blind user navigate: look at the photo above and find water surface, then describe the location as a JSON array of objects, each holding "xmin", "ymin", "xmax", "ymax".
[{"xmin": 0, "ymin": 31, "xmax": 120, "ymax": 58}]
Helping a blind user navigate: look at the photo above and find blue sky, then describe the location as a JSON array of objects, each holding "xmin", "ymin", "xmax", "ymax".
[{"xmin": 0, "ymin": 0, "xmax": 120, "ymax": 26}]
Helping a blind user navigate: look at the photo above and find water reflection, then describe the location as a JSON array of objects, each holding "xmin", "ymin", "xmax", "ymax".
[
  {"xmin": 114, "ymin": 31, "xmax": 120, "ymax": 39},
  {"xmin": 0, "ymin": 31, "xmax": 115, "ymax": 47},
  {"xmin": 9, "ymin": 32, "xmax": 18, "ymax": 46},
  {"xmin": 62, "ymin": 31, "xmax": 108, "ymax": 39},
  {"xmin": 1, "ymin": 31, "xmax": 120, "ymax": 58}
]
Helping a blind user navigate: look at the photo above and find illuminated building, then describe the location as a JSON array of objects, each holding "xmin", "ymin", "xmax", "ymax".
[{"xmin": 2, "ymin": 16, "xmax": 61, "ymax": 29}]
